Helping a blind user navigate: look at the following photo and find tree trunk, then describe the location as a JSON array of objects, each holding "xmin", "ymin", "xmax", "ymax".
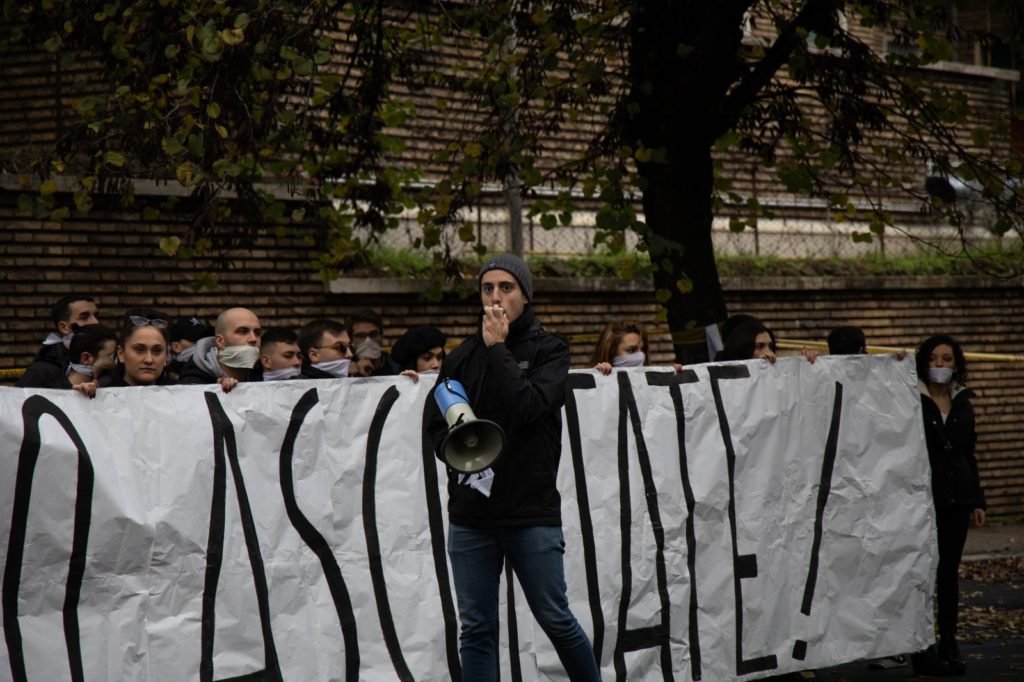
[{"xmin": 638, "ymin": 146, "xmax": 727, "ymax": 364}]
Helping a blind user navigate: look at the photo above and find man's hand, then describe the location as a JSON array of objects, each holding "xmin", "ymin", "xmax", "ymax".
[
  {"xmin": 218, "ymin": 376, "xmax": 239, "ymax": 392},
  {"xmin": 481, "ymin": 306, "xmax": 509, "ymax": 347},
  {"xmin": 972, "ymin": 508, "xmax": 986, "ymax": 527}
]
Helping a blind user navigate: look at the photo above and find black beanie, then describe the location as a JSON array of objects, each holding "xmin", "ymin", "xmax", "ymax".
[
  {"xmin": 391, "ymin": 325, "xmax": 447, "ymax": 369},
  {"xmin": 478, "ymin": 253, "xmax": 533, "ymax": 302}
]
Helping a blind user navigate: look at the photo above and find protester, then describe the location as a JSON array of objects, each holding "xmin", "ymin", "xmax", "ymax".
[
  {"xmin": 590, "ymin": 319, "xmax": 649, "ymax": 375},
  {"xmin": 716, "ymin": 314, "xmax": 778, "ymax": 362},
  {"xmin": 18, "ymin": 294, "xmax": 100, "ymax": 388},
  {"xmin": 259, "ymin": 327, "xmax": 303, "ymax": 381},
  {"xmin": 827, "ymin": 325, "xmax": 867, "ymax": 355},
  {"xmin": 177, "ymin": 307, "xmax": 261, "ymax": 392},
  {"xmin": 65, "ymin": 324, "xmax": 117, "ymax": 388},
  {"xmin": 425, "ymin": 253, "xmax": 601, "ymax": 681},
  {"xmin": 392, "ymin": 325, "xmax": 446, "ymax": 383},
  {"xmin": 104, "ymin": 313, "xmax": 172, "ymax": 387},
  {"xmin": 911, "ymin": 334, "xmax": 986, "ymax": 676},
  {"xmin": 168, "ymin": 316, "xmax": 214, "ymax": 381},
  {"xmin": 349, "ymin": 308, "xmax": 401, "ymax": 376},
  {"xmin": 297, "ymin": 318, "xmax": 354, "ymax": 379}
]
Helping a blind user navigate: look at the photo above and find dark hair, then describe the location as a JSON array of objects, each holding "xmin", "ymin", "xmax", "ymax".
[
  {"xmin": 297, "ymin": 319, "xmax": 347, "ymax": 357},
  {"xmin": 391, "ymin": 325, "xmax": 447, "ymax": 370},
  {"xmin": 828, "ymin": 326, "xmax": 866, "ymax": 355},
  {"xmin": 118, "ymin": 307, "xmax": 171, "ymax": 347},
  {"xmin": 589, "ymin": 320, "xmax": 649, "ymax": 366},
  {"xmin": 916, "ymin": 334, "xmax": 968, "ymax": 385},
  {"xmin": 716, "ymin": 316, "xmax": 775, "ymax": 361},
  {"xmin": 51, "ymin": 295, "xmax": 96, "ymax": 326},
  {"xmin": 349, "ymin": 307, "xmax": 384, "ymax": 331},
  {"xmin": 260, "ymin": 327, "xmax": 299, "ymax": 351},
  {"xmin": 68, "ymin": 324, "xmax": 117, "ymax": 363}
]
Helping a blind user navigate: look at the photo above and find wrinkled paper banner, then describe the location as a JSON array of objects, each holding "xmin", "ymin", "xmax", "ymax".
[{"xmin": 0, "ymin": 355, "xmax": 935, "ymax": 681}]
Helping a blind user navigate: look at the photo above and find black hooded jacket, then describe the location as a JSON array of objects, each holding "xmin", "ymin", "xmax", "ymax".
[
  {"xmin": 425, "ymin": 307, "xmax": 570, "ymax": 527},
  {"xmin": 17, "ymin": 343, "xmax": 69, "ymax": 389},
  {"xmin": 920, "ymin": 382, "xmax": 986, "ymax": 510}
]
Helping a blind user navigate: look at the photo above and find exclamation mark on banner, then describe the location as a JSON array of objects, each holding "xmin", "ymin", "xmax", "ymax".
[{"xmin": 793, "ymin": 381, "xmax": 843, "ymax": 661}]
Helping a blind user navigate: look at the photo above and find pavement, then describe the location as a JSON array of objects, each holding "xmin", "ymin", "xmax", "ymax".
[{"xmin": 810, "ymin": 521, "xmax": 1024, "ymax": 681}]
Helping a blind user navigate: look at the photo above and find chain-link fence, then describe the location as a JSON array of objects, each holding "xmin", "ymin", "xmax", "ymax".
[{"xmin": 366, "ymin": 202, "xmax": 1005, "ymax": 260}]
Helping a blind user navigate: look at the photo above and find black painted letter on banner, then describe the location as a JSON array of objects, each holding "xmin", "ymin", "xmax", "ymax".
[
  {"xmin": 3, "ymin": 395, "xmax": 94, "ymax": 682},
  {"xmin": 201, "ymin": 394, "xmax": 282, "ymax": 682},
  {"xmin": 647, "ymin": 370, "xmax": 703, "ymax": 681},
  {"xmin": 279, "ymin": 388, "xmax": 360, "ymax": 679},
  {"xmin": 707, "ymin": 365, "xmax": 778, "ymax": 676},
  {"xmin": 613, "ymin": 372, "xmax": 673, "ymax": 681},
  {"xmin": 361, "ymin": 385, "xmax": 415, "ymax": 682},
  {"xmin": 563, "ymin": 372, "xmax": 604, "ymax": 664},
  {"xmin": 419, "ymin": 394, "xmax": 462, "ymax": 680},
  {"xmin": 793, "ymin": 381, "xmax": 844, "ymax": 660}
]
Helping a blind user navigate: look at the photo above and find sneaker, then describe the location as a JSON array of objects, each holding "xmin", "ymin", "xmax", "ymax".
[{"xmin": 868, "ymin": 654, "xmax": 908, "ymax": 670}]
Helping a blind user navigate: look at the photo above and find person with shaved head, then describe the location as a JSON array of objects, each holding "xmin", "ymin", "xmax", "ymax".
[{"xmin": 177, "ymin": 307, "xmax": 262, "ymax": 391}]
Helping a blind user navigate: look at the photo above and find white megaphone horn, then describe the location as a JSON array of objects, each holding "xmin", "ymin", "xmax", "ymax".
[{"xmin": 434, "ymin": 379, "xmax": 506, "ymax": 473}]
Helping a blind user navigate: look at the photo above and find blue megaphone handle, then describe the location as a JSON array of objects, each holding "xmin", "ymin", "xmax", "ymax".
[{"xmin": 434, "ymin": 379, "xmax": 471, "ymax": 415}]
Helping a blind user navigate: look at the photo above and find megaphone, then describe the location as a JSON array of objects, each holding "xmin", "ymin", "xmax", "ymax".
[{"xmin": 434, "ymin": 379, "xmax": 506, "ymax": 473}]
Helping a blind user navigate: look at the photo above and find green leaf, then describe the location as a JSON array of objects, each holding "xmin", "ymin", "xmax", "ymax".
[
  {"xmin": 43, "ymin": 35, "xmax": 61, "ymax": 52},
  {"xmin": 159, "ymin": 236, "xmax": 181, "ymax": 256},
  {"xmin": 104, "ymin": 151, "xmax": 126, "ymax": 167},
  {"xmin": 206, "ymin": 102, "xmax": 221, "ymax": 119}
]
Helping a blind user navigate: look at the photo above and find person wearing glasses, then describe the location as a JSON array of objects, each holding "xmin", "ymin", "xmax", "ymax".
[
  {"xmin": 349, "ymin": 308, "xmax": 401, "ymax": 377},
  {"xmin": 297, "ymin": 318, "xmax": 355, "ymax": 379},
  {"xmin": 177, "ymin": 307, "xmax": 262, "ymax": 392}
]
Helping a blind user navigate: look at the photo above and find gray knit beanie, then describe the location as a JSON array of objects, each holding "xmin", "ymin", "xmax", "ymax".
[{"xmin": 478, "ymin": 253, "xmax": 533, "ymax": 302}]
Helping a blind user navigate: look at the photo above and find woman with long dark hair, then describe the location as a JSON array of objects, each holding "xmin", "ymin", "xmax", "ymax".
[{"xmin": 912, "ymin": 334, "xmax": 986, "ymax": 676}]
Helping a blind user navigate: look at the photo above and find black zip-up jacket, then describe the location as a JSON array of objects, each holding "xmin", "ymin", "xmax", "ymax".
[
  {"xmin": 425, "ymin": 308, "xmax": 569, "ymax": 527},
  {"xmin": 920, "ymin": 382, "xmax": 986, "ymax": 510},
  {"xmin": 16, "ymin": 343, "xmax": 69, "ymax": 389}
]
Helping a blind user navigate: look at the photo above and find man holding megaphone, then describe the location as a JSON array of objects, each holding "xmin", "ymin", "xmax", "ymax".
[{"xmin": 426, "ymin": 254, "xmax": 601, "ymax": 681}]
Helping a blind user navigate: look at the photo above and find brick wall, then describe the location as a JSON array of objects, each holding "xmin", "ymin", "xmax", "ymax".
[{"xmin": 2, "ymin": 205, "xmax": 1022, "ymax": 515}]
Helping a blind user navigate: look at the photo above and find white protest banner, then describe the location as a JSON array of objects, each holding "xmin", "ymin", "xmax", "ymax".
[{"xmin": 0, "ymin": 355, "xmax": 935, "ymax": 681}]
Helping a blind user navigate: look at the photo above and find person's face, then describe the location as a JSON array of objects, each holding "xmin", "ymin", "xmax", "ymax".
[
  {"xmin": 415, "ymin": 347, "xmax": 445, "ymax": 373},
  {"xmin": 216, "ymin": 309, "xmax": 262, "ymax": 349},
  {"xmin": 84, "ymin": 339, "xmax": 117, "ymax": 372},
  {"xmin": 350, "ymin": 321, "xmax": 382, "ymax": 346},
  {"xmin": 615, "ymin": 333, "xmax": 644, "ymax": 358},
  {"xmin": 309, "ymin": 330, "xmax": 352, "ymax": 364},
  {"xmin": 929, "ymin": 344, "xmax": 957, "ymax": 371},
  {"xmin": 117, "ymin": 326, "xmax": 167, "ymax": 386},
  {"xmin": 58, "ymin": 300, "xmax": 100, "ymax": 336},
  {"xmin": 752, "ymin": 332, "xmax": 774, "ymax": 360},
  {"xmin": 480, "ymin": 270, "xmax": 526, "ymax": 322},
  {"xmin": 262, "ymin": 341, "xmax": 302, "ymax": 372}
]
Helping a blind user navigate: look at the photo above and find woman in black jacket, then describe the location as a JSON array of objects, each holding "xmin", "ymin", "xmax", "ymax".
[{"xmin": 913, "ymin": 334, "xmax": 986, "ymax": 676}]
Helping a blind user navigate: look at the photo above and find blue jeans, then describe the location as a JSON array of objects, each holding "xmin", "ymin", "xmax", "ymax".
[{"xmin": 448, "ymin": 523, "xmax": 601, "ymax": 681}]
